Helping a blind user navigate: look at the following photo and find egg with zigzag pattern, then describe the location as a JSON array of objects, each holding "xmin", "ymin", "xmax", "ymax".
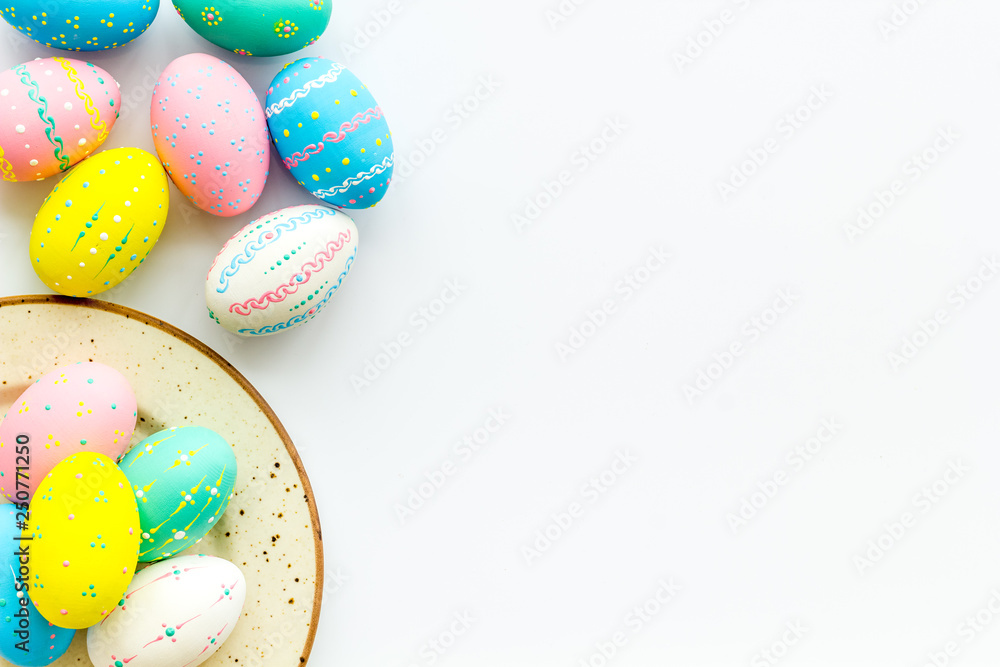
[
  {"xmin": 205, "ymin": 204, "xmax": 358, "ymax": 337},
  {"xmin": 266, "ymin": 58, "xmax": 394, "ymax": 209}
]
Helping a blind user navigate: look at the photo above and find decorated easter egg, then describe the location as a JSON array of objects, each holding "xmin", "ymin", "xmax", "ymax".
[
  {"xmin": 87, "ymin": 554, "xmax": 245, "ymax": 667},
  {"xmin": 205, "ymin": 204, "xmax": 358, "ymax": 336},
  {"xmin": 0, "ymin": 57, "xmax": 120, "ymax": 182},
  {"xmin": 119, "ymin": 426, "xmax": 237, "ymax": 562},
  {"xmin": 28, "ymin": 452, "xmax": 140, "ymax": 629},
  {"xmin": 0, "ymin": 0, "xmax": 159, "ymax": 51},
  {"xmin": 0, "ymin": 506, "xmax": 75, "ymax": 666},
  {"xmin": 0, "ymin": 362, "xmax": 137, "ymax": 500},
  {"xmin": 266, "ymin": 58, "xmax": 394, "ymax": 209},
  {"xmin": 28, "ymin": 146, "xmax": 169, "ymax": 297},
  {"xmin": 171, "ymin": 0, "xmax": 332, "ymax": 57},
  {"xmin": 151, "ymin": 53, "xmax": 269, "ymax": 217}
]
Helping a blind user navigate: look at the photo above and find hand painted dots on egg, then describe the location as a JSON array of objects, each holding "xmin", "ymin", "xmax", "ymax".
[
  {"xmin": 150, "ymin": 53, "xmax": 269, "ymax": 217},
  {"xmin": 266, "ymin": 58, "xmax": 394, "ymax": 209},
  {"xmin": 0, "ymin": 58, "xmax": 120, "ymax": 181},
  {"xmin": 0, "ymin": 6, "xmax": 155, "ymax": 52},
  {"xmin": 29, "ymin": 148, "xmax": 168, "ymax": 297},
  {"xmin": 173, "ymin": 0, "xmax": 331, "ymax": 57}
]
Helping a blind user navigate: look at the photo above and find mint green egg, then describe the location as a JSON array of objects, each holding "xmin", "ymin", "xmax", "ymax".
[
  {"xmin": 171, "ymin": 0, "xmax": 333, "ymax": 57},
  {"xmin": 119, "ymin": 426, "xmax": 237, "ymax": 562}
]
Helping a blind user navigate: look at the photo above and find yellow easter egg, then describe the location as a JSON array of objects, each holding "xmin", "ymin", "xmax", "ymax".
[
  {"xmin": 28, "ymin": 452, "xmax": 140, "ymax": 629},
  {"xmin": 29, "ymin": 147, "xmax": 169, "ymax": 297}
]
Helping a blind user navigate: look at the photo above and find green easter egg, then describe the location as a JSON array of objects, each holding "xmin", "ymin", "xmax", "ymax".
[
  {"xmin": 120, "ymin": 426, "xmax": 237, "ymax": 562},
  {"xmin": 172, "ymin": 0, "xmax": 333, "ymax": 57}
]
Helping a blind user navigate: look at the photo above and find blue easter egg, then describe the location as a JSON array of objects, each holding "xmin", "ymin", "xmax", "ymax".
[
  {"xmin": 265, "ymin": 58, "xmax": 394, "ymax": 209},
  {"xmin": 0, "ymin": 507, "xmax": 75, "ymax": 666},
  {"xmin": 0, "ymin": 0, "xmax": 159, "ymax": 51}
]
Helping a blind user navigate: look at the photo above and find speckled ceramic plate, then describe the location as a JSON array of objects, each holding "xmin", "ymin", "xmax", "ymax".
[{"xmin": 0, "ymin": 295, "xmax": 323, "ymax": 666}]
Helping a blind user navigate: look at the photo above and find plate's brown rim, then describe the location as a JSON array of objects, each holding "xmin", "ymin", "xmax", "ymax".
[{"xmin": 0, "ymin": 294, "xmax": 324, "ymax": 666}]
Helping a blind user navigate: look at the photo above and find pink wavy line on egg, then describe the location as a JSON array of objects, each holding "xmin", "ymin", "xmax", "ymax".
[
  {"xmin": 281, "ymin": 107, "xmax": 384, "ymax": 168},
  {"xmin": 228, "ymin": 230, "xmax": 353, "ymax": 316}
]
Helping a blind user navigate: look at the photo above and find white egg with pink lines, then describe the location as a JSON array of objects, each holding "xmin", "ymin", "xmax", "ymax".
[{"xmin": 87, "ymin": 554, "xmax": 247, "ymax": 667}]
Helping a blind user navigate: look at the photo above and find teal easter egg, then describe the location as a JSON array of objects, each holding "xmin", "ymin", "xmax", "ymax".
[
  {"xmin": 119, "ymin": 426, "xmax": 236, "ymax": 563},
  {"xmin": 0, "ymin": 507, "xmax": 75, "ymax": 666},
  {"xmin": 171, "ymin": 0, "xmax": 332, "ymax": 57},
  {"xmin": 0, "ymin": 0, "xmax": 159, "ymax": 51},
  {"xmin": 265, "ymin": 58, "xmax": 394, "ymax": 209}
]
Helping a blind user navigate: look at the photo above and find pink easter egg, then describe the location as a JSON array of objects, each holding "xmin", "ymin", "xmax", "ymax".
[
  {"xmin": 0, "ymin": 362, "xmax": 137, "ymax": 500},
  {"xmin": 0, "ymin": 57, "xmax": 120, "ymax": 182},
  {"xmin": 150, "ymin": 53, "xmax": 269, "ymax": 217}
]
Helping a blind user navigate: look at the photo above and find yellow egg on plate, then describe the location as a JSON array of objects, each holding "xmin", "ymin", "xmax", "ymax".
[
  {"xmin": 28, "ymin": 147, "xmax": 169, "ymax": 297},
  {"xmin": 28, "ymin": 452, "xmax": 140, "ymax": 629}
]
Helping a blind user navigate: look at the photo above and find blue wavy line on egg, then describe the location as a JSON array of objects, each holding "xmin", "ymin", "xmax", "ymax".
[
  {"xmin": 216, "ymin": 208, "xmax": 334, "ymax": 294},
  {"xmin": 15, "ymin": 64, "xmax": 68, "ymax": 170},
  {"xmin": 238, "ymin": 251, "xmax": 356, "ymax": 336}
]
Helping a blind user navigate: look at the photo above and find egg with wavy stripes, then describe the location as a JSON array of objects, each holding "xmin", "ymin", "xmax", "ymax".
[
  {"xmin": 206, "ymin": 204, "xmax": 358, "ymax": 336},
  {"xmin": 28, "ymin": 452, "xmax": 140, "ymax": 629},
  {"xmin": 0, "ymin": 57, "xmax": 119, "ymax": 182},
  {"xmin": 29, "ymin": 147, "xmax": 169, "ymax": 297},
  {"xmin": 0, "ymin": 0, "xmax": 159, "ymax": 51},
  {"xmin": 119, "ymin": 426, "xmax": 237, "ymax": 563},
  {"xmin": 87, "ymin": 554, "xmax": 246, "ymax": 667},
  {"xmin": 0, "ymin": 506, "xmax": 75, "ymax": 666},
  {"xmin": 0, "ymin": 361, "xmax": 137, "ymax": 501},
  {"xmin": 171, "ymin": 0, "xmax": 332, "ymax": 57},
  {"xmin": 266, "ymin": 58, "xmax": 393, "ymax": 209},
  {"xmin": 151, "ymin": 53, "xmax": 269, "ymax": 217}
]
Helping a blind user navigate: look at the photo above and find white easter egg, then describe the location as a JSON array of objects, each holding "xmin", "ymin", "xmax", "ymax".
[
  {"xmin": 205, "ymin": 204, "xmax": 359, "ymax": 336},
  {"xmin": 87, "ymin": 554, "xmax": 246, "ymax": 667}
]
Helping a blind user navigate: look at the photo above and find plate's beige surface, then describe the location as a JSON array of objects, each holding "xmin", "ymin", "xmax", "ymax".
[{"xmin": 0, "ymin": 295, "xmax": 323, "ymax": 666}]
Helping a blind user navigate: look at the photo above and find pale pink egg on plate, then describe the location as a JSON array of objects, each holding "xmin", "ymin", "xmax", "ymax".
[{"xmin": 0, "ymin": 361, "xmax": 137, "ymax": 500}]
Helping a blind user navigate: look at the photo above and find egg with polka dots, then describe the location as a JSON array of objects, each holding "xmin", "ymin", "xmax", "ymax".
[
  {"xmin": 151, "ymin": 53, "xmax": 269, "ymax": 217},
  {"xmin": 0, "ymin": 506, "xmax": 75, "ymax": 666},
  {"xmin": 87, "ymin": 554, "xmax": 246, "ymax": 667},
  {"xmin": 0, "ymin": 56, "xmax": 120, "ymax": 183},
  {"xmin": 171, "ymin": 0, "xmax": 332, "ymax": 57},
  {"xmin": 0, "ymin": 361, "xmax": 137, "ymax": 501},
  {"xmin": 119, "ymin": 426, "xmax": 237, "ymax": 563},
  {"xmin": 28, "ymin": 452, "xmax": 140, "ymax": 630},
  {"xmin": 28, "ymin": 146, "xmax": 169, "ymax": 297},
  {"xmin": 266, "ymin": 58, "xmax": 394, "ymax": 209},
  {"xmin": 0, "ymin": 0, "xmax": 159, "ymax": 51},
  {"xmin": 206, "ymin": 204, "xmax": 359, "ymax": 336}
]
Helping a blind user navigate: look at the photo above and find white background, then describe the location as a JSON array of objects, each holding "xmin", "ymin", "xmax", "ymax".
[{"xmin": 2, "ymin": 1, "xmax": 1000, "ymax": 665}]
